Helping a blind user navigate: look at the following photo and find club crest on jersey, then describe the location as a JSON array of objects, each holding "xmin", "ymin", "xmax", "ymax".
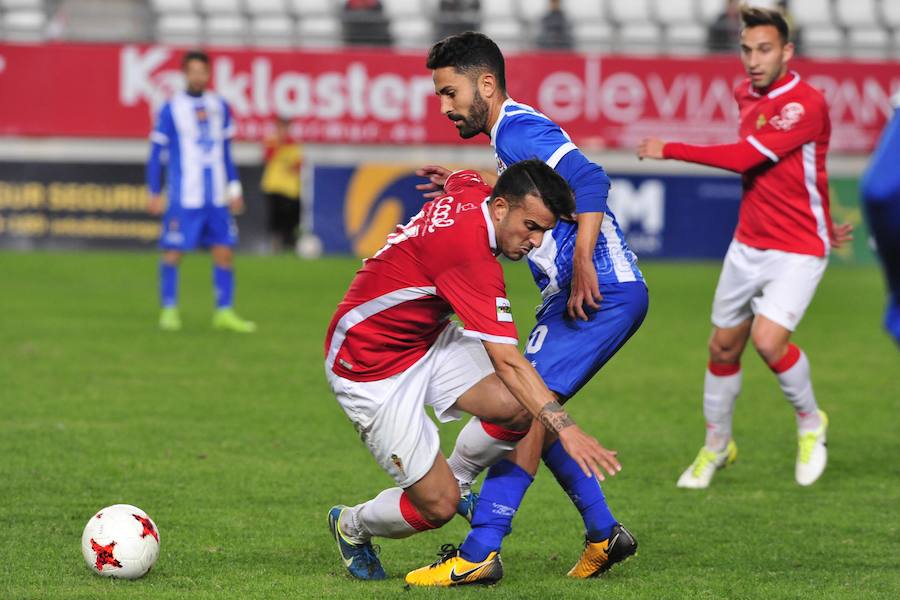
[
  {"xmin": 390, "ymin": 453, "xmax": 406, "ymax": 478},
  {"xmin": 756, "ymin": 113, "xmax": 767, "ymax": 129},
  {"xmin": 770, "ymin": 102, "xmax": 805, "ymax": 131},
  {"xmin": 495, "ymin": 297, "xmax": 513, "ymax": 322}
]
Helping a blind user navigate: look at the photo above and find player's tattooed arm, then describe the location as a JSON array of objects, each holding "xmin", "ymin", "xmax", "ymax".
[{"xmin": 539, "ymin": 400, "xmax": 575, "ymax": 432}]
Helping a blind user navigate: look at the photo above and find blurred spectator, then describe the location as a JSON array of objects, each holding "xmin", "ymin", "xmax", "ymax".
[
  {"xmin": 261, "ymin": 117, "xmax": 302, "ymax": 253},
  {"xmin": 435, "ymin": 0, "xmax": 480, "ymax": 42},
  {"xmin": 342, "ymin": 0, "xmax": 392, "ymax": 47},
  {"xmin": 536, "ymin": 0, "xmax": 574, "ymax": 51},
  {"xmin": 706, "ymin": 0, "xmax": 741, "ymax": 53}
]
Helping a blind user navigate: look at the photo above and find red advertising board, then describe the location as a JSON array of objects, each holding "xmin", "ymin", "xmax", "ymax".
[{"xmin": 0, "ymin": 43, "xmax": 896, "ymax": 152}]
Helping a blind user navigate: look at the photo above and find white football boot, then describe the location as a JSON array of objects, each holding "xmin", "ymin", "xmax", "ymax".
[
  {"xmin": 677, "ymin": 440, "xmax": 738, "ymax": 489},
  {"xmin": 796, "ymin": 410, "xmax": 828, "ymax": 486}
]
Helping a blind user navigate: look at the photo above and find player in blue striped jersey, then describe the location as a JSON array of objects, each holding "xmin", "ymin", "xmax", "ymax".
[
  {"xmin": 147, "ymin": 50, "xmax": 255, "ymax": 333},
  {"xmin": 406, "ymin": 33, "xmax": 648, "ymax": 586}
]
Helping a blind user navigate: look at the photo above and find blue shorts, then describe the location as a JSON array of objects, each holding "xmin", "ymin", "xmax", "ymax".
[
  {"xmin": 524, "ymin": 282, "xmax": 649, "ymax": 399},
  {"xmin": 159, "ymin": 206, "xmax": 237, "ymax": 251}
]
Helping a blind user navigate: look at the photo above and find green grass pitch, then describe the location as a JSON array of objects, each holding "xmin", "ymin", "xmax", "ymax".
[{"xmin": 1, "ymin": 251, "xmax": 897, "ymax": 599}]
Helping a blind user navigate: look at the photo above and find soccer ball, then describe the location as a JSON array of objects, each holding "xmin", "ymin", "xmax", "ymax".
[
  {"xmin": 81, "ymin": 504, "xmax": 160, "ymax": 579},
  {"xmin": 295, "ymin": 232, "xmax": 323, "ymax": 259}
]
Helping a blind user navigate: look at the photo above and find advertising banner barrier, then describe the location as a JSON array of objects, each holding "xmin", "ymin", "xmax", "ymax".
[
  {"xmin": 0, "ymin": 43, "xmax": 896, "ymax": 152},
  {"xmin": 0, "ymin": 162, "xmax": 266, "ymax": 251},
  {"xmin": 311, "ymin": 163, "xmax": 873, "ymax": 264}
]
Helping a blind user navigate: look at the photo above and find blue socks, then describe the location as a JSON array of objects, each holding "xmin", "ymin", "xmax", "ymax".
[
  {"xmin": 459, "ymin": 459, "xmax": 532, "ymax": 562},
  {"xmin": 213, "ymin": 265, "xmax": 234, "ymax": 308},
  {"xmin": 543, "ymin": 439, "xmax": 616, "ymax": 542},
  {"xmin": 160, "ymin": 262, "xmax": 178, "ymax": 308}
]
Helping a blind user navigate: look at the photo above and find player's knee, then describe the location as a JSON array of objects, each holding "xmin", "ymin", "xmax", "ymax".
[
  {"xmin": 752, "ymin": 335, "xmax": 786, "ymax": 365},
  {"xmin": 418, "ymin": 494, "xmax": 459, "ymax": 526},
  {"xmin": 708, "ymin": 339, "xmax": 740, "ymax": 364}
]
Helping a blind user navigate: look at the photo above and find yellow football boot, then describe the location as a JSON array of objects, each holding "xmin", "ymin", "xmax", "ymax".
[
  {"xmin": 567, "ymin": 524, "xmax": 638, "ymax": 578},
  {"xmin": 405, "ymin": 544, "xmax": 503, "ymax": 587}
]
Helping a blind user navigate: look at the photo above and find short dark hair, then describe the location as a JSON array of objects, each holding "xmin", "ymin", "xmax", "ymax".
[
  {"xmin": 741, "ymin": 6, "xmax": 790, "ymax": 45},
  {"xmin": 182, "ymin": 49, "xmax": 210, "ymax": 69},
  {"xmin": 492, "ymin": 159, "xmax": 574, "ymax": 218},
  {"xmin": 426, "ymin": 32, "xmax": 507, "ymax": 93}
]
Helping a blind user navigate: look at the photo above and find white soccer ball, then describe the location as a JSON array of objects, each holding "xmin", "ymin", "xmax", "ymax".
[
  {"xmin": 296, "ymin": 232, "xmax": 323, "ymax": 259},
  {"xmin": 81, "ymin": 504, "xmax": 160, "ymax": 579}
]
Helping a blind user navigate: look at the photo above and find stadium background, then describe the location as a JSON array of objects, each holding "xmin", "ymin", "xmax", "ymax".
[{"xmin": 1, "ymin": 1, "xmax": 898, "ymax": 598}]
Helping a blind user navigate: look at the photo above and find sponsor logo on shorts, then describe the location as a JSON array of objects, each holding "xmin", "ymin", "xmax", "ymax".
[{"xmin": 496, "ymin": 297, "xmax": 513, "ymax": 323}]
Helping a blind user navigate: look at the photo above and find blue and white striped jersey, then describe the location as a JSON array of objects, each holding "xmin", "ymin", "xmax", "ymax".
[
  {"xmin": 147, "ymin": 91, "xmax": 239, "ymax": 210},
  {"xmin": 491, "ymin": 98, "xmax": 643, "ymax": 298}
]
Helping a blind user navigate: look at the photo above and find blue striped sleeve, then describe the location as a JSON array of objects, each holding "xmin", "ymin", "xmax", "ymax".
[
  {"xmin": 555, "ymin": 149, "xmax": 610, "ymax": 214},
  {"xmin": 146, "ymin": 103, "xmax": 173, "ymax": 195},
  {"xmin": 222, "ymin": 100, "xmax": 239, "ymax": 183},
  {"xmin": 497, "ymin": 115, "xmax": 576, "ymax": 166}
]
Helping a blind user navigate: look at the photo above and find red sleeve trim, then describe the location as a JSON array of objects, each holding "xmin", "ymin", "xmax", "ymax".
[{"xmin": 663, "ymin": 140, "xmax": 770, "ymax": 174}]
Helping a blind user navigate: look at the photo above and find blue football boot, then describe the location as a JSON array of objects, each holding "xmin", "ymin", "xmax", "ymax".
[{"xmin": 327, "ymin": 505, "xmax": 386, "ymax": 580}]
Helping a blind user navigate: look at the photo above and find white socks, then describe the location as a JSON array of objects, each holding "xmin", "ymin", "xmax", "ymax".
[
  {"xmin": 340, "ymin": 488, "xmax": 420, "ymax": 544},
  {"xmin": 769, "ymin": 344, "xmax": 821, "ymax": 432},
  {"xmin": 703, "ymin": 362, "xmax": 742, "ymax": 451},
  {"xmin": 447, "ymin": 417, "xmax": 528, "ymax": 489}
]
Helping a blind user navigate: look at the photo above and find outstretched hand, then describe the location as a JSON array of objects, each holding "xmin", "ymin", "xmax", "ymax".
[
  {"xmin": 415, "ymin": 165, "xmax": 452, "ymax": 199},
  {"xmin": 637, "ymin": 137, "xmax": 666, "ymax": 160},
  {"xmin": 557, "ymin": 425, "xmax": 621, "ymax": 481}
]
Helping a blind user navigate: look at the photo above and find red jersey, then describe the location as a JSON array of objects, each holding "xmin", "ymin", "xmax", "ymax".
[
  {"xmin": 665, "ymin": 71, "xmax": 833, "ymax": 257},
  {"xmin": 324, "ymin": 171, "xmax": 519, "ymax": 382}
]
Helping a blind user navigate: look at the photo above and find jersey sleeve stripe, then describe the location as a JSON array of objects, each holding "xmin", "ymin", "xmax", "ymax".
[
  {"xmin": 326, "ymin": 286, "xmax": 438, "ymax": 371},
  {"xmin": 545, "ymin": 142, "xmax": 578, "ymax": 169},
  {"xmin": 802, "ymin": 141, "xmax": 831, "ymax": 255},
  {"xmin": 150, "ymin": 131, "xmax": 168, "ymax": 144},
  {"xmin": 461, "ymin": 330, "xmax": 518, "ymax": 345},
  {"xmin": 746, "ymin": 135, "xmax": 779, "ymax": 163}
]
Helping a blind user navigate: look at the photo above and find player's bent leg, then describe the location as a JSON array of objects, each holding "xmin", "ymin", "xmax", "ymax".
[
  {"xmin": 522, "ymin": 285, "xmax": 645, "ymax": 576},
  {"xmin": 752, "ymin": 316, "xmax": 827, "ymax": 485},
  {"xmin": 330, "ymin": 456, "xmax": 460, "ymax": 581},
  {"xmin": 447, "ymin": 373, "xmax": 531, "ymax": 520},
  {"xmin": 210, "ymin": 245, "xmax": 256, "ymax": 333},
  {"xmin": 678, "ymin": 322, "xmax": 750, "ymax": 489}
]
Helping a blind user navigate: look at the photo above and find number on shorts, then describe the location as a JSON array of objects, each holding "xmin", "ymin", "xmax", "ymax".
[{"xmin": 525, "ymin": 325, "xmax": 549, "ymax": 354}]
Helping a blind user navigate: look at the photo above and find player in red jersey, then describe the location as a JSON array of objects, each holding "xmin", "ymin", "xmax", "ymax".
[
  {"xmin": 325, "ymin": 160, "xmax": 621, "ymax": 582},
  {"xmin": 638, "ymin": 7, "xmax": 852, "ymax": 488}
]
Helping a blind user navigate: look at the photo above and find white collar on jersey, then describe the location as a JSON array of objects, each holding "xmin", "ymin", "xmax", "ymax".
[
  {"xmin": 749, "ymin": 70, "xmax": 801, "ymax": 99},
  {"xmin": 489, "ymin": 98, "xmax": 518, "ymax": 147},
  {"xmin": 481, "ymin": 198, "xmax": 499, "ymax": 253}
]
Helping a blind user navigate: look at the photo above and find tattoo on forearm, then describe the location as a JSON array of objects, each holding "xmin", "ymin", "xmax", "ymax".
[{"xmin": 539, "ymin": 401, "xmax": 575, "ymax": 432}]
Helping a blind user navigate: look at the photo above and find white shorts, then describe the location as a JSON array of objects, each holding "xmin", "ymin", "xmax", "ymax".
[
  {"xmin": 325, "ymin": 324, "xmax": 495, "ymax": 488},
  {"xmin": 711, "ymin": 240, "xmax": 827, "ymax": 332}
]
